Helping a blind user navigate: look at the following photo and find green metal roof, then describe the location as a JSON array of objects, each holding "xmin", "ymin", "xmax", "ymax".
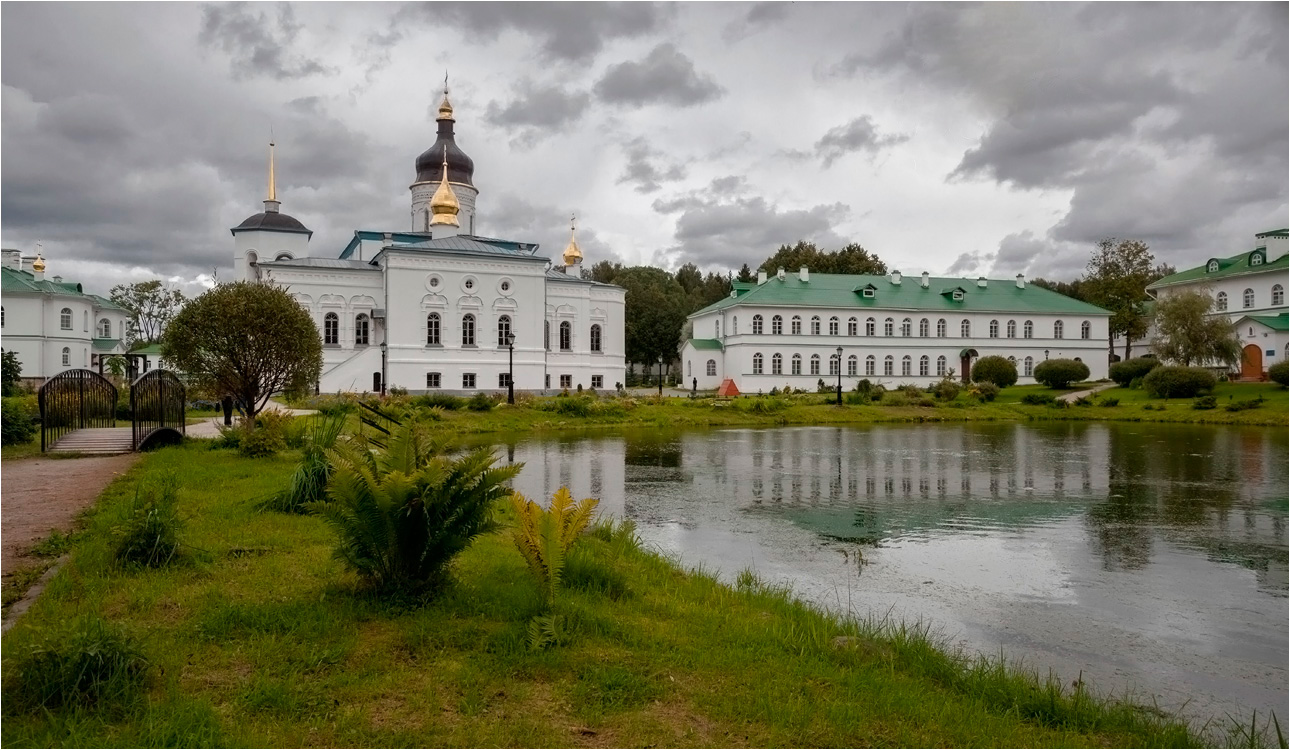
[
  {"xmin": 1, "ymin": 266, "xmax": 84, "ymax": 296},
  {"xmin": 1255, "ymin": 228, "xmax": 1288, "ymax": 239},
  {"xmin": 87, "ymin": 294, "xmax": 124, "ymax": 311},
  {"xmin": 92, "ymin": 338, "xmax": 124, "ymax": 351},
  {"xmin": 1148, "ymin": 246, "xmax": 1289, "ymax": 289},
  {"xmin": 687, "ymin": 338, "xmax": 724, "ymax": 350},
  {"xmin": 129, "ymin": 343, "xmax": 164, "ymax": 355},
  {"xmin": 689, "ymin": 273, "xmax": 1109, "ymax": 318},
  {"xmin": 1237, "ymin": 313, "xmax": 1290, "ymax": 331}
]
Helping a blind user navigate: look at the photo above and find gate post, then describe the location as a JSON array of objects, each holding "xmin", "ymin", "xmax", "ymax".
[{"xmin": 79, "ymin": 372, "xmax": 87, "ymax": 429}]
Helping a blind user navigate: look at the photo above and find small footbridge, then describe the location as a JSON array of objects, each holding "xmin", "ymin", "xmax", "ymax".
[{"xmin": 38, "ymin": 369, "xmax": 186, "ymax": 455}]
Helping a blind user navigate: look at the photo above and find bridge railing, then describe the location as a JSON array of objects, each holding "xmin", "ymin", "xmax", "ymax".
[
  {"xmin": 38, "ymin": 369, "xmax": 119, "ymax": 452},
  {"xmin": 131, "ymin": 370, "xmax": 186, "ymax": 450}
]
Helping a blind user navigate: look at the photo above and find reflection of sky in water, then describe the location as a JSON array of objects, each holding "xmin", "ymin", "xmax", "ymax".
[{"xmin": 494, "ymin": 422, "xmax": 1288, "ymax": 724}]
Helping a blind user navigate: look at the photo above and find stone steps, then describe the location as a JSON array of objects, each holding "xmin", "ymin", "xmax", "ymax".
[{"xmin": 49, "ymin": 428, "xmax": 134, "ymax": 455}]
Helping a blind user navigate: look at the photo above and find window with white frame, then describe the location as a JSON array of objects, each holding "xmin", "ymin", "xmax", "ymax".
[
  {"xmin": 497, "ymin": 315, "xmax": 512, "ymax": 347},
  {"xmin": 1081, "ymin": 320, "xmax": 1091, "ymax": 339},
  {"xmin": 960, "ymin": 319, "xmax": 971, "ymax": 337},
  {"xmin": 1007, "ymin": 320, "xmax": 1016, "ymax": 338},
  {"xmin": 919, "ymin": 355, "xmax": 929, "ymax": 376},
  {"xmin": 98, "ymin": 318, "xmax": 111, "ymax": 338},
  {"xmin": 355, "ymin": 313, "xmax": 370, "ymax": 346},
  {"xmin": 1274, "ymin": 284, "xmax": 1285, "ymax": 306},
  {"xmin": 1023, "ymin": 320, "xmax": 1033, "ymax": 339},
  {"xmin": 559, "ymin": 321, "xmax": 571, "ymax": 351},
  {"xmin": 707, "ymin": 359, "xmax": 717, "ymax": 376},
  {"xmin": 1207, "ymin": 260, "xmax": 1219, "ymax": 272},
  {"xmin": 1054, "ymin": 320, "xmax": 1064, "ymax": 339},
  {"xmin": 733, "ymin": 316, "xmax": 738, "ymax": 335},
  {"xmin": 60, "ymin": 307, "xmax": 72, "ymax": 330},
  {"xmin": 989, "ymin": 320, "xmax": 999, "ymax": 338},
  {"xmin": 590, "ymin": 324, "xmax": 602, "ymax": 352},
  {"xmin": 901, "ymin": 318, "xmax": 912, "ymax": 337},
  {"xmin": 560, "ymin": 374, "xmax": 572, "ymax": 389},
  {"xmin": 810, "ymin": 316, "xmax": 821, "ymax": 335},
  {"xmin": 752, "ymin": 315, "xmax": 763, "ymax": 334},
  {"xmin": 829, "ymin": 316, "xmax": 839, "ymax": 336},
  {"xmin": 772, "ymin": 353, "xmax": 783, "ymax": 375},
  {"xmin": 324, "ymin": 312, "xmax": 339, "ymax": 345},
  {"xmin": 847, "ymin": 355, "xmax": 857, "ymax": 376},
  {"xmin": 936, "ymin": 319, "xmax": 947, "ymax": 337},
  {"xmin": 1024, "ymin": 356, "xmax": 1034, "ymax": 376},
  {"xmin": 791, "ymin": 354, "xmax": 801, "ymax": 375},
  {"xmin": 791, "ymin": 316, "xmax": 801, "ymax": 335},
  {"xmin": 427, "ymin": 313, "xmax": 441, "ymax": 345},
  {"xmin": 498, "ymin": 373, "xmax": 512, "ymax": 388},
  {"xmin": 810, "ymin": 354, "xmax": 820, "ymax": 375},
  {"xmin": 1216, "ymin": 292, "xmax": 1228, "ymax": 311},
  {"xmin": 772, "ymin": 315, "xmax": 783, "ymax": 335},
  {"xmin": 1243, "ymin": 288, "xmax": 1255, "ymax": 308},
  {"xmin": 919, "ymin": 318, "xmax": 929, "ymax": 337},
  {"xmin": 463, "ymin": 373, "xmax": 476, "ymax": 389},
  {"xmin": 883, "ymin": 355, "xmax": 894, "ymax": 376},
  {"xmin": 426, "ymin": 372, "xmax": 441, "ymax": 388},
  {"xmin": 716, "ymin": 319, "xmax": 721, "ymax": 338},
  {"xmin": 865, "ymin": 355, "xmax": 875, "ymax": 376},
  {"xmin": 592, "ymin": 375, "xmax": 603, "ymax": 389},
  {"xmin": 866, "ymin": 317, "xmax": 876, "ymax": 336},
  {"xmin": 462, "ymin": 314, "xmax": 476, "ymax": 346},
  {"xmin": 884, "ymin": 318, "xmax": 894, "ymax": 336},
  {"xmin": 936, "ymin": 355, "xmax": 946, "ymax": 376},
  {"xmin": 847, "ymin": 317, "xmax": 857, "ymax": 336},
  {"xmin": 901, "ymin": 355, "xmax": 912, "ymax": 376},
  {"xmin": 753, "ymin": 352, "xmax": 763, "ymax": 374},
  {"xmin": 828, "ymin": 354, "xmax": 839, "ymax": 376},
  {"xmin": 62, "ymin": 347, "xmax": 70, "ymax": 366}
]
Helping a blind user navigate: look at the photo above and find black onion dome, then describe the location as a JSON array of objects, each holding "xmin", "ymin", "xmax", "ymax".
[
  {"xmin": 415, "ymin": 118, "xmax": 475, "ymax": 186},
  {"xmin": 233, "ymin": 209, "xmax": 312, "ymax": 235}
]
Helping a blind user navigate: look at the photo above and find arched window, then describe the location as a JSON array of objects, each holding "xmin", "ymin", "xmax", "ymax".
[
  {"xmin": 733, "ymin": 316, "xmax": 738, "ymax": 335},
  {"xmin": 715, "ymin": 319, "xmax": 721, "ymax": 338},
  {"xmin": 497, "ymin": 315, "xmax": 512, "ymax": 347},
  {"xmin": 936, "ymin": 355, "xmax": 947, "ymax": 376},
  {"xmin": 324, "ymin": 312, "xmax": 339, "ymax": 345},
  {"xmin": 590, "ymin": 324, "xmax": 602, "ymax": 352},
  {"xmin": 1023, "ymin": 320, "xmax": 1033, "ymax": 339},
  {"xmin": 544, "ymin": 320, "xmax": 550, "ymax": 350},
  {"xmin": 772, "ymin": 353, "xmax": 783, "ymax": 375},
  {"xmin": 1252, "ymin": 253, "xmax": 1264, "ymax": 266},
  {"xmin": 1008, "ymin": 356, "xmax": 1017, "ymax": 369},
  {"xmin": 752, "ymin": 353, "xmax": 764, "ymax": 374},
  {"xmin": 771, "ymin": 315, "xmax": 783, "ymax": 335},
  {"xmin": 83, "ymin": 311, "xmax": 89, "ymax": 331},
  {"xmin": 1207, "ymin": 260, "xmax": 1219, "ymax": 272},
  {"xmin": 883, "ymin": 355, "xmax": 894, "ymax": 376},
  {"xmin": 1024, "ymin": 356, "xmax": 1034, "ymax": 377},
  {"xmin": 919, "ymin": 355, "xmax": 929, "ymax": 376},
  {"xmin": 98, "ymin": 318, "xmax": 111, "ymax": 338},
  {"xmin": 901, "ymin": 318, "xmax": 912, "ymax": 337},
  {"xmin": 462, "ymin": 314, "xmax": 477, "ymax": 346},
  {"xmin": 427, "ymin": 313, "xmax": 441, "ymax": 345},
  {"xmin": 1007, "ymin": 320, "xmax": 1016, "ymax": 338},
  {"xmin": 60, "ymin": 307, "xmax": 72, "ymax": 330},
  {"xmin": 1053, "ymin": 320, "xmax": 1064, "ymax": 339},
  {"xmin": 810, "ymin": 353, "xmax": 821, "ymax": 375},
  {"xmin": 752, "ymin": 315, "xmax": 764, "ymax": 335},
  {"xmin": 1080, "ymin": 320, "xmax": 1091, "ymax": 340},
  {"xmin": 960, "ymin": 319, "xmax": 971, "ymax": 338},
  {"xmin": 829, "ymin": 316, "xmax": 839, "ymax": 336},
  {"xmin": 1274, "ymin": 284, "xmax": 1285, "ymax": 306},
  {"xmin": 559, "ymin": 320, "xmax": 571, "ymax": 351},
  {"xmin": 687, "ymin": 360, "xmax": 691, "ymax": 377},
  {"xmin": 1, "ymin": 306, "xmax": 5, "ymax": 328},
  {"xmin": 61, "ymin": 347, "xmax": 70, "ymax": 366},
  {"xmin": 792, "ymin": 353, "xmax": 802, "ymax": 375},
  {"xmin": 865, "ymin": 355, "xmax": 875, "ymax": 376},
  {"xmin": 919, "ymin": 318, "xmax": 929, "ymax": 337},
  {"xmin": 847, "ymin": 354, "xmax": 858, "ymax": 376},
  {"xmin": 1216, "ymin": 292, "xmax": 1228, "ymax": 311},
  {"xmin": 706, "ymin": 359, "xmax": 716, "ymax": 376},
  {"xmin": 884, "ymin": 318, "xmax": 894, "ymax": 336},
  {"xmin": 828, "ymin": 353, "xmax": 839, "ymax": 376},
  {"xmin": 901, "ymin": 355, "xmax": 912, "ymax": 376},
  {"xmin": 989, "ymin": 320, "xmax": 999, "ymax": 338},
  {"xmin": 1243, "ymin": 288, "xmax": 1255, "ymax": 308},
  {"xmin": 355, "ymin": 313, "xmax": 370, "ymax": 346},
  {"xmin": 791, "ymin": 316, "xmax": 801, "ymax": 335},
  {"xmin": 865, "ymin": 317, "xmax": 876, "ymax": 336},
  {"xmin": 847, "ymin": 317, "xmax": 857, "ymax": 336},
  {"xmin": 810, "ymin": 316, "xmax": 821, "ymax": 335},
  {"xmin": 936, "ymin": 319, "xmax": 947, "ymax": 337}
]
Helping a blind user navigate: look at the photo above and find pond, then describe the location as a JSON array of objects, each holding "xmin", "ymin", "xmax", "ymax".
[{"xmin": 489, "ymin": 422, "xmax": 1288, "ymax": 724}]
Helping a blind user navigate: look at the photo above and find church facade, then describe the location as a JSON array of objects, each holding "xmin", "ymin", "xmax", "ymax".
[{"xmin": 233, "ymin": 90, "xmax": 626, "ymax": 394}]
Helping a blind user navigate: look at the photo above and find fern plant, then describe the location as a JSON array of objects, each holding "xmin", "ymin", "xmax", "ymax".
[
  {"xmin": 314, "ymin": 422, "xmax": 521, "ymax": 594},
  {"xmin": 511, "ymin": 487, "xmax": 599, "ymax": 607}
]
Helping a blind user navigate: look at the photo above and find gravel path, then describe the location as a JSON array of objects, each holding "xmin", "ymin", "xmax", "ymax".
[{"xmin": 1056, "ymin": 383, "xmax": 1118, "ymax": 403}]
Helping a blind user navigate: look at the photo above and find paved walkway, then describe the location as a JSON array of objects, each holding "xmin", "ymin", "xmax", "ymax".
[
  {"xmin": 187, "ymin": 400, "xmax": 318, "ymax": 438},
  {"xmin": 1056, "ymin": 383, "xmax": 1118, "ymax": 403}
]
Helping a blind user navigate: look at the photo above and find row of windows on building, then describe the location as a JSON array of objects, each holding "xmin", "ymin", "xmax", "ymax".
[
  {"xmin": 712, "ymin": 352, "xmax": 1044, "ymax": 378},
  {"xmin": 424, "ymin": 372, "xmax": 604, "ymax": 390},
  {"xmin": 319, "ymin": 312, "xmax": 604, "ymax": 352},
  {"xmin": 1215, "ymin": 284, "xmax": 1284, "ymax": 311},
  {"xmin": 719, "ymin": 315, "xmax": 1094, "ymax": 340},
  {"xmin": 6, "ymin": 307, "xmax": 117, "ymax": 338}
]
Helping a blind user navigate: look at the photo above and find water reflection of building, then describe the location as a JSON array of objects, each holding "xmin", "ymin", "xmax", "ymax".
[{"xmin": 507, "ymin": 436, "xmax": 627, "ymax": 520}]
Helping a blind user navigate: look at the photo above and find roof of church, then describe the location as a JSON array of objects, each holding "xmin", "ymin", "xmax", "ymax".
[
  {"xmin": 414, "ymin": 116, "xmax": 474, "ymax": 186},
  {"xmin": 376, "ymin": 235, "xmax": 549, "ymax": 263},
  {"xmin": 258, "ymin": 257, "xmax": 375, "ymax": 270},
  {"xmin": 232, "ymin": 211, "xmax": 313, "ymax": 236},
  {"xmin": 1236, "ymin": 312, "xmax": 1290, "ymax": 331},
  {"xmin": 545, "ymin": 267, "xmax": 619, "ymax": 287},
  {"xmin": 1148, "ymin": 240, "xmax": 1289, "ymax": 289}
]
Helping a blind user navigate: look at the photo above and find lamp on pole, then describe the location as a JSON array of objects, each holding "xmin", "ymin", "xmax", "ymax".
[
  {"xmin": 657, "ymin": 354, "xmax": 664, "ymax": 396},
  {"xmin": 505, "ymin": 331, "xmax": 516, "ymax": 404},
  {"xmin": 835, "ymin": 346, "xmax": 843, "ymax": 406},
  {"xmin": 1044, "ymin": 349, "xmax": 1050, "ymax": 361}
]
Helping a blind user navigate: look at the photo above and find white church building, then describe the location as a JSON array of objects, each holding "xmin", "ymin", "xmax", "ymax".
[{"xmin": 234, "ymin": 90, "xmax": 626, "ymax": 394}]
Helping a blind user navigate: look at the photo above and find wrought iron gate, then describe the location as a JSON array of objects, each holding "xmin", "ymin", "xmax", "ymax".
[
  {"xmin": 130, "ymin": 370, "xmax": 186, "ymax": 450},
  {"xmin": 37, "ymin": 369, "xmax": 118, "ymax": 451}
]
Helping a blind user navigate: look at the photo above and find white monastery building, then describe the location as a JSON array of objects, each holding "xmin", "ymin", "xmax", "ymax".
[
  {"xmin": 233, "ymin": 88, "xmax": 626, "ymax": 394},
  {"xmin": 681, "ymin": 266, "xmax": 1111, "ymax": 392}
]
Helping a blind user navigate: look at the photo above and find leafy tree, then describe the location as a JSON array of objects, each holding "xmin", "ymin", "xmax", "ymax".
[
  {"xmin": 1031, "ymin": 277, "xmax": 1091, "ymax": 301},
  {"xmin": 735, "ymin": 264, "xmax": 755, "ymax": 283},
  {"xmin": 109, "ymin": 280, "xmax": 186, "ymax": 346},
  {"xmin": 611, "ymin": 267, "xmax": 689, "ymax": 373},
  {"xmin": 1081, "ymin": 239, "xmax": 1158, "ymax": 360},
  {"xmin": 1150, "ymin": 290, "xmax": 1242, "ymax": 367},
  {"xmin": 1, "ymin": 350, "xmax": 22, "ymax": 396},
  {"xmin": 674, "ymin": 262, "xmax": 703, "ymax": 294},
  {"xmin": 757, "ymin": 241, "xmax": 887, "ymax": 276},
  {"xmin": 582, "ymin": 260, "xmax": 622, "ymax": 284},
  {"xmin": 161, "ymin": 281, "xmax": 322, "ymax": 419}
]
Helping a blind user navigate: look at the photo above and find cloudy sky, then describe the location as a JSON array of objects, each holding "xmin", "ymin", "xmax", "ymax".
[{"xmin": 2, "ymin": 2, "xmax": 1286, "ymax": 296}]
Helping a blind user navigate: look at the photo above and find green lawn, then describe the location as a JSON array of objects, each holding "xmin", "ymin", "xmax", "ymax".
[{"xmin": 2, "ymin": 442, "xmax": 1252, "ymax": 748}]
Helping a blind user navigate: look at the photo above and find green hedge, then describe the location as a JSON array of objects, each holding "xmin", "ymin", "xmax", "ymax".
[
  {"xmin": 2, "ymin": 395, "xmax": 39, "ymax": 446},
  {"xmin": 971, "ymin": 356, "xmax": 1018, "ymax": 388},
  {"xmin": 1032, "ymin": 359, "xmax": 1090, "ymax": 388},
  {"xmin": 1270, "ymin": 361, "xmax": 1289, "ymax": 388},
  {"xmin": 1108, "ymin": 357, "xmax": 1161, "ymax": 386},
  {"xmin": 1141, "ymin": 366, "xmax": 1217, "ymax": 399}
]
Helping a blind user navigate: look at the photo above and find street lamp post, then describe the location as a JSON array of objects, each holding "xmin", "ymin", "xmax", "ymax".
[
  {"xmin": 506, "ymin": 332, "xmax": 516, "ymax": 404},
  {"xmin": 657, "ymin": 355, "xmax": 664, "ymax": 397},
  {"xmin": 1044, "ymin": 349, "xmax": 1050, "ymax": 361},
  {"xmin": 835, "ymin": 346, "xmax": 843, "ymax": 406}
]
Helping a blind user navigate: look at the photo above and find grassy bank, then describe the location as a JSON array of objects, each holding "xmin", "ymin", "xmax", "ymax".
[{"xmin": 5, "ymin": 442, "xmax": 1273, "ymax": 748}]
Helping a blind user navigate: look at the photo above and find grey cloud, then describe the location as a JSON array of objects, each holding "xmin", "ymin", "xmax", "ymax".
[
  {"xmin": 594, "ymin": 44, "xmax": 725, "ymax": 108},
  {"xmin": 198, "ymin": 2, "xmax": 332, "ymax": 80},
  {"xmin": 485, "ymin": 193, "xmax": 625, "ymax": 266},
  {"xmin": 484, "ymin": 79, "xmax": 590, "ymax": 146},
  {"xmin": 616, "ymin": 137, "xmax": 686, "ymax": 193},
  {"xmin": 946, "ymin": 251, "xmax": 993, "ymax": 276},
  {"xmin": 815, "ymin": 116, "xmax": 909, "ymax": 168},
  {"xmin": 722, "ymin": 1, "xmax": 790, "ymax": 42}
]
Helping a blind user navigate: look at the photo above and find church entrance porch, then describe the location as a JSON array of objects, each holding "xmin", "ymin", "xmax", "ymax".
[{"xmin": 1241, "ymin": 344, "xmax": 1264, "ymax": 380}]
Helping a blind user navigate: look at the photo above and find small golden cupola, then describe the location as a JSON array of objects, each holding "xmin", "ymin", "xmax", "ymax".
[
  {"xmin": 31, "ymin": 254, "xmax": 46, "ymax": 273},
  {"xmin": 562, "ymin": 215, "xmax": 583, "ymax": 267},
  {"xmin": 437, "ymin": 86, "xmax": 454, "ymax": 121},
  {"xmin": 429, "ymin": 146, "xmax": 460, "ymax": 227}
]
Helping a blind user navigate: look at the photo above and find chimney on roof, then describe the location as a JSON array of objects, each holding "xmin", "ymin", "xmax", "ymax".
[
  {"xmin": 920, "ymin": 271, "xmax": 929, "ymax": 288},
  {"xmin": 1016, "ymin": 273, "xmax": 1025, "ymax": 289},
  {"xmin": 890, "ymin": 270, "xmax": 901, "ymax": 285},
  {"xmin": 977, "ymin": 276, "xmax": 987, "ymax": 288},
  {"xmin": 799, "ymin": 266, "xmax": 809, "ymax": 282},
  {"xmin": 777, "ymin": 267, "xmax": 786, "ymax": 281},
  {"xmin": 53, "ymin": 275, "xmax": 63, "ymax": 283},
  {"xmin": 757, "ymin": 268, "xmax": 767, "ymax": 285},
  {"xmin": 1, "ymin": 249, "xmax": 19, "ymax": 270}
]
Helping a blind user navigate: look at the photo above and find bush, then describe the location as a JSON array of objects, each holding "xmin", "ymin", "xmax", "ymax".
[
  {"xmin": 262, "ymin": 414, "xmax": 347, "ymax": 514},
  {"xmin": 1032, "ymin": 359, "xmax": 1090, "ymax": 388},
  {"xmin": 968, "ymin": 382, "xmax": 1000, "ymax": 402},
  {"xmin": 1141, "ymin": 366, "xmax": 1217, "ymax": 399},
  {"xmin": 1021, "ymin": 393, "xmax": 1057, "ymax": 406},
  {"xmin": 1225, "ymin": 397, "xmax": 1264, "ymax": 412},
  {"xmin": 971, "ymin": 356, "xmax": 1018, "ymax": 388},
  {"xmin": 1109, "ymin": 357, "xmax": 1161, "ymax": 386},
  {"xmin": 239, "ymin": 424, "xmax": 286, "ymax": 458},
  {"xmin": 933, "ymin": 376, "xmax": 961, "ymax": 402},
  {"xmin": 898, "ymin": 383, "xmax": 923, "ymax": 398},
  {"xmin": 411, "ymin": 393, "xmax": 464, "ymax": 411},
  {"xmin": 1269, "ymin": 361, "xmax": 1289, "ymax": 387},
  {"xmin": 1073, "ymin": 396, "xmax": 1093, "ymax": 407},
  {"xmin": 1, "ymin": 395, "xmax": 39, "ymax": 446},
  {"xmin": 1192, "ymin": 395, "xmax": 1217, "ymax": 410},
  {"xmin": 1128, "ymin": 376, "xmax": 1145, "ymax": 390},
  {"xmin": 4, "ymin": 614, "xmax": 149, "ymax": 711},
  {"xmin": 1098, "ymin": 397, "xmax": 1120, "ymax": 407},
  {"xmin": 467, "ymin": 392, "xmax": 496, "ymax": 412},
  {"xmin": 114, "ymin": 475, "xmax": 182, "ymax": 568}
]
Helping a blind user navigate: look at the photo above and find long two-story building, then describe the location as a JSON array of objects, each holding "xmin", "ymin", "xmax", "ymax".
[{"xmin": 681, "ymin": 267, "xmax": 1110, "ymax": 392}]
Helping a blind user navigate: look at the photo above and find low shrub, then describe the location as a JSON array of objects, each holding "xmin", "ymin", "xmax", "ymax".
[
  {"xmin": 1128, "ymin": 376, "xmax": 1145, "ymax": 390},
  {"xmin": 843, "ymin": 392, "xmax": 869, "ymax": 406},
  {"xmin": 262, "ymin": 414, "xmax": 346, "ymax": 514},
  {"xmin": 968, "ymin": 382, "xmax": 1000, "ymax": 402},
  {"xmin": 1224, "ymin": 397, "xmax": 1265, "ymax": 412},
  {"xmin": 971, "ymin": 356, "xmax": 1018, "ymax": 388},
  {"xmin": 898, "ymin": 383, "xmax": 923, "ymax": 398},
  {"xmin": 1269, "ymin": 361, "xmax": 1289, "ymax": 387},
  {"xmin": 411, "ymin": 393, "xmax": 464, "ymax": 411},
  {"xmin": 114, "ymin": 474, "xmax": 182, "ymax": 568},
  {"xmin": 1141, "ymin": 366, "xmax": 1217, "ymax": 399},
  {"xmin": 933, "ymin": 376, "xmax": 961, "ymax": 402},
  {"xmin": 1073, "ymin": 396, "xmax": 1093, "ymax": 407},
  {"xmin": 882, "ymin": 394, "xmax": 912, "ymax": 407},
  {"xmin": 1020, "ymin": 393, "xmax": 1056, "ymax": 406},
  {"xmin": 1032, "ymin": 359, "xmax": 1090, "ymax": 388},
  {"xmin": 1109, "ymin": 357, "xmax": 1161, "ymax": 386},
  {"xmin": 734, "ymin": 396, "xmax": 788, "ymax": 414},
  {"xmin": 467, "ymin": 392, "xmax": 496, "ymax": 412},
  {"xmin": 1098, "ymin": 397, "xmax": 1120, "ymax": 407},
  {"xmin": 1192, "ymin": 395, "xmax": 1217, "ymax": 410},
  {"xmin": 239, "ymin": 424, "xmax": 286, "ymax": 458},
  {"xmin": 1, "ymin": 395, "xmax": 39, "ymax": 446},
  {"xmin": 4, "ymin": 614, "xmax": 149, "ymax": 711},
  {"xmin": 854, "ymin": 379, "xmax": 873, "ymax": 398}
]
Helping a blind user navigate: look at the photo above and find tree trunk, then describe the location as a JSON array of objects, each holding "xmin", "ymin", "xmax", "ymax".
[{"xmin": 1124, "ymin": 335, "xmax": 1132, "ymax": 362}]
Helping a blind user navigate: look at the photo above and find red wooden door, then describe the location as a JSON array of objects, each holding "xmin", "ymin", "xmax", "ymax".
[{"xmin": 1241, "ymin": 344, "xmax": 1263, "ymax": 380}]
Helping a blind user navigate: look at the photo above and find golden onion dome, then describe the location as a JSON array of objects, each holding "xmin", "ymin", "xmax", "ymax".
[
  {"xmin": 429, "ymin": 146, "xmax": 460, "ymax": 227},
  {"xmin": 437, "ymin": 87, "xmax": 454, "ymax": 121},
  {"xmin": 562, "ymin": 216, "xmax": 582, "ymax": 266},
  {"xmin": 31, "ymin": 254, "xmax": 46, "ymax": 273}
]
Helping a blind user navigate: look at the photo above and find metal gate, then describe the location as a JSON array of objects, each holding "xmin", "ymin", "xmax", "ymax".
[
  {"xmin": 37, "ymin": 369, "xmax": 119, "ymax": 452},
  {"xmin": 131, "ymin": 369, "xmax": 186, "ymax": 450}
]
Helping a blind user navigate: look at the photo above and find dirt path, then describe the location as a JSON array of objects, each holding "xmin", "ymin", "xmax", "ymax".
[
  {"xmin": 1, "ymin": 454, "xmax": 140, "ymax": 573},
  {"xmin": 1057, "ymin": 383, "xmax": 1118, "ymax": 403}
]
